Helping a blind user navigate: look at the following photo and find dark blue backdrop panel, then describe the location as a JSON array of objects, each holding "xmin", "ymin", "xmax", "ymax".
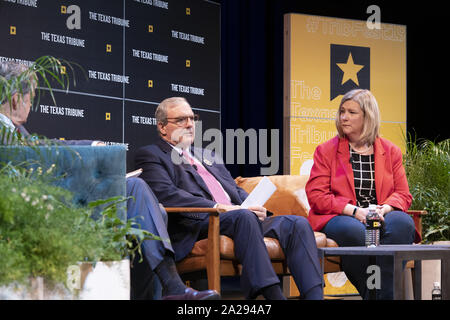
[
  {"xmin": 0, "ymin": 0, "xmax": 221, "ymax": 171},
  {"xmin": 27, "ymin": 91, "xmax": 124, "ymax": 144}
]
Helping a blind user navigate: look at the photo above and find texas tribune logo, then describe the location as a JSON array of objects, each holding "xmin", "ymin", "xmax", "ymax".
[{"xmin": 330, "ymin": 44, "xmax": 370, "ymax": 101}]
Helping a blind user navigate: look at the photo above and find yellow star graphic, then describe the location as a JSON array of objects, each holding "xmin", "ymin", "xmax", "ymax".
[{"xmin": 336, "ymin": 52, "xmax": 364, "ymax": 86}]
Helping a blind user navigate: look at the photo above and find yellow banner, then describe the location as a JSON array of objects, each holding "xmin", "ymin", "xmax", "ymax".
[{"xmin": 284, "ymin": 14, "xmax": 407, "ymax": 175}]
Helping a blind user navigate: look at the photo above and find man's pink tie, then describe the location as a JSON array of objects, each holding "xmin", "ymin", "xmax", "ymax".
[{"xmin": 183, "ymin": 151, "xmax": 232, "ymax": 205}]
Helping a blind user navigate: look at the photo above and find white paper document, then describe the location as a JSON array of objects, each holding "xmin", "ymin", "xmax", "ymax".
[
  {"xmin": 126, "ymin": 168, "xmax": 143, "ymax": 179},
  {"xmin": 240, "ymin": 176, "xmax": 277, "ymax": 208}
]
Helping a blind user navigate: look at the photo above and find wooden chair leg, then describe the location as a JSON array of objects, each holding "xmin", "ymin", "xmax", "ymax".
[
  {"xmin": 206, "ymin": 213, "xmax": 221, "ymax": 292},
  {"xmin": 407, "ymin": 210, "xmax": 427, "ymax": 241},
  {"xmin": 164, "ymin": 207, "xmax": 225, "ymax": 293}
]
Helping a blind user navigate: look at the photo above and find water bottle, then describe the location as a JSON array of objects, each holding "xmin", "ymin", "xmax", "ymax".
[
  {"xmin": 432, "ymin": 282, "xmax": 442, "ymax": 300},
  {"xmin": 365, "ymin": 204, "xmax": 381, "ymax": 247}
]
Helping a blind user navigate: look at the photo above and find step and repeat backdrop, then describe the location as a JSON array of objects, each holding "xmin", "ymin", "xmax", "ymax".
[
  {"xmin": 284, "ymin": 13, "xmax": 406, "ymax": 176},
  {"xmin": 0, "ymin": 0, "xmax": 220, "ymax": 170}
]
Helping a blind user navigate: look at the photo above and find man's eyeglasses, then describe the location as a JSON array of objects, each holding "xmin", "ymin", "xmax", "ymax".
[{"xmin": 166, "ymin": 114, "xmax": 200, "ymax": 126}]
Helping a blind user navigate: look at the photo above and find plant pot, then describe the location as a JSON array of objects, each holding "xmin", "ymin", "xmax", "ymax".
[
  {"xmin": 0, "ymin": 277, "xmax": 71, "ymax": 300},
  {"xmin": 70, "ymin": 259, "xmax": 130, "ymax": 300}
]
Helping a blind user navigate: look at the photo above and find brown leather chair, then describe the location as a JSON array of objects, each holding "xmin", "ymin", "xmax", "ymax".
[
  {"xmin": 166, "ymin": 174, "xmax": 340, "ymax": 294},
  {"xmin": 165, "ymin": 207, "xmax": 333, "ymax": 294},
  {"xmin": 167, "ymin": 175, "xmax": 426, "ymax": 296}
]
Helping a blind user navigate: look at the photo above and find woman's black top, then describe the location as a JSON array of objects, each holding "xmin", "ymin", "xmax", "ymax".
[{"xmin": 350, "ymin": 146, "xmax": 377, "ymax": 208}]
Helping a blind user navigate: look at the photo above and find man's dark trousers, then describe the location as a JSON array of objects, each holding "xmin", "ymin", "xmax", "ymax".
[{"xmin": 197, "ymin": 209, "xmax": 322, "ymax": 299}]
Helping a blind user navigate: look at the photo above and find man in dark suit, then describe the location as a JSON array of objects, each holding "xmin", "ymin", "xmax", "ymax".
[
  {"xmin": 135, "ymin": 97, "xmax": 324, "ymax": 299},
  {"xmin": 1, "ymin": 61, "xmax": 219, "ymax": 300}
]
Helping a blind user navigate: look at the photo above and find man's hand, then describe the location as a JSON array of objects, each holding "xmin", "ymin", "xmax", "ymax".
[
  {"xmin": 247, "ymin": 206, "xmax": 267, "ymax": 221},
  {"xmin": 215, "ymin": 204, "xmax": 267, "ymax": 221}
]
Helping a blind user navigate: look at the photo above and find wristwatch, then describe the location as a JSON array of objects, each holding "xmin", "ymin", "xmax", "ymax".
[{"xmin": 352, "ymin": 206, "xmax": 358, "ymax": 217}]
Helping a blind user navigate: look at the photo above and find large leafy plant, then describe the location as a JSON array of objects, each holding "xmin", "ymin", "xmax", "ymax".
[
  {"xmin": 0, "ymin": 56, "xmax": 160, "ymax": 289},
  {"xmin": 86, "ymin": 196, "xmax": 161, "ymax": 263},
  {"xmin": 0, "ymin": 163, "xmax": 94, "ymax": 286},
  {"xmin": 404, "ymin": 136, "xmax": 449, "ymax": 242},
  {"xmin": 0, "ymin": 163, "xmax": 159, "ymax": 288}
]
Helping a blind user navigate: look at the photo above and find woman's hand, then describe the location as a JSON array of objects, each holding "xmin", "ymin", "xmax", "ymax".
[
  {"xmin": 343, "ymin": 204, "xmax": 368, "ymax": 224},
  {"xmin": 376, "ymin": 204, "xmax": 393, "ymax": 219},
  {"xmin": 354, "ymin": 207, "xmax": 369, "ymax": 224},
  {"xmin": 355, "ymin": 205, "xmax": 392, "ymax": 223},
  {"xmin": 344, "ymin": 204, "xmax": 393, "ymax": 224}
]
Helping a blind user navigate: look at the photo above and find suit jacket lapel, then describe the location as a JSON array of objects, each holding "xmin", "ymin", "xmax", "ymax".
[
  {"xmin": 156, "ymin": 138, "xmax": 213, "ymax": 198},
  {"xmin": 374, "ymin": 137, "xmax": 386, "ymax": 202},
  {"xmin": 337, "ymin": 137, "xmax": 356, "ymax": 201}
]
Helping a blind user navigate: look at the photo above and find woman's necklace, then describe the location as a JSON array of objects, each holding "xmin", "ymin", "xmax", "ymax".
[{"xmin": 350, "ymin": 143, "xmax": 373, "ymax": 155}]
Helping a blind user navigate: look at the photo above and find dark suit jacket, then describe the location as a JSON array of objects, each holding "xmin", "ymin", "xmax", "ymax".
[{"xmin": 135, "ymin": 137, "xmax": 249, "ymax": 261}]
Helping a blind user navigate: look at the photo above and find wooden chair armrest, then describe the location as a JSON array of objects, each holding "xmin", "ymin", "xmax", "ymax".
[
  {"xmin": 164, "ymin": 207, "xmax": 225, "ymax": 215},
  {"xmin": 164, "ymin": 206, "xmax": 222, "ymax": 292},
  {"xmin": 407, "ymin": 210, "xmax": 428, "ymax": 216},
  {"xmin": 407, "ymin": 210, "xmax": 428, "ymax": 240}
]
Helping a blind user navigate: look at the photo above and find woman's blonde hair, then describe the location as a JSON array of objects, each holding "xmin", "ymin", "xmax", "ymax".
[{"xmin": 335, "ymin": 89, "xmax": 380, "ymax": 146}]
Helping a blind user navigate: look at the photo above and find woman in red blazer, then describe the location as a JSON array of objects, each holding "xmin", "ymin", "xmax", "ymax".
[{"xmin": 306, "ymin": 89, "xmax": 416, "ymax": 300}]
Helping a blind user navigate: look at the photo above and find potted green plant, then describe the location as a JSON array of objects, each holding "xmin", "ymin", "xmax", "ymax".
[
  {"xmin": 404, "ymin": 136, "xmax": 449, "ymax": 242},
  {"xmin": 1, "ymin": 56, "xmax": 160, "ymax": 299},
  {"xmin": 0, "ymin": 162, "xmax": 158, "ymax": 299},
  {"xmin": 70, "ymin": 196, "xmax": 160, "ymax": 300},
  {"xmin": 404, "ymin": 136, "xmax": 449, "ymax": 299}
]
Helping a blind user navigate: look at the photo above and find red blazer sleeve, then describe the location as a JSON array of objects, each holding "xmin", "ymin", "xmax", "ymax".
[{"xmin": 306, "ymin": 142, "xmax": 352, "ymax": 215}]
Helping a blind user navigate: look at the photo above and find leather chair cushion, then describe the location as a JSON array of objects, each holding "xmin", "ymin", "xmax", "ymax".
[
  {"xmin": 188, "ymin": 231, "xmax": 328, "ymax": 260},
  {"xmin": 326, "ymin": 237, "xmax": 339, "ymax": 247},
  {"xmin": 235, "ymin": 175, "xmax": 309, "ymax": 217},
  {"xmin": 314, "ymin": 232, "xmax": 327, "ymax": 247}
]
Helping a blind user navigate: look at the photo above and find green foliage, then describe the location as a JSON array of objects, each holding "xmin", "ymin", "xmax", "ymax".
[
  {"xmin": 1, "ymin": 56, "xmax": 160, "ymax": 288},
  {"xmin": 87, "ymin": 196, "xmax": 162, "ymax": 263},
  {"xmin": 0, "ymin": 164, "xmax": 159, "ymax": 287},
  {"xmin": 0, "ymin": 164, "xmax": 86, "ymax": 286},
  {"xmin": 404, "ymin": 136, "xmax": 450, "ymax": 242}
]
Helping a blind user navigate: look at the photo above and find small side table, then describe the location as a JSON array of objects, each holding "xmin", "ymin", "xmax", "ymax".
[{"xmin": 318, "ymin": 244, "xmax": 450, "ymax": 300}]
